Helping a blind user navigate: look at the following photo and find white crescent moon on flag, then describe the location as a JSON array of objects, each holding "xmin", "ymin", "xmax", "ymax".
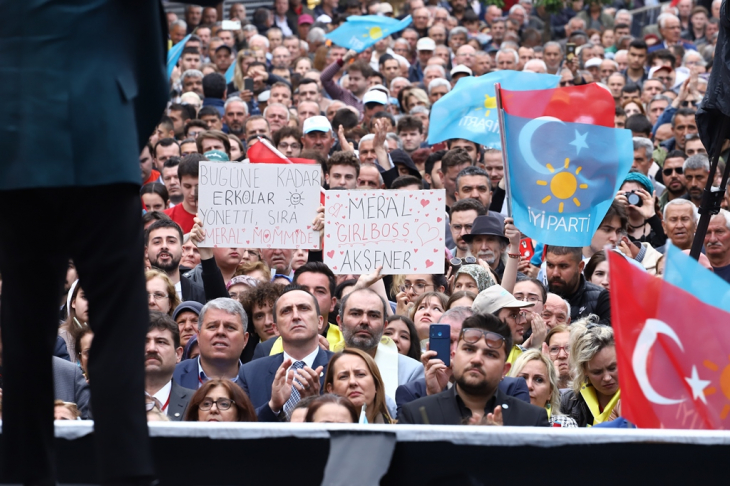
[
  {"xmin": 632, "ymin": 318, "xmax": 686, "ymax": 405},
  {"xmin": 517, "ymin": 116, "xmax": 564, "ymax": 175}
]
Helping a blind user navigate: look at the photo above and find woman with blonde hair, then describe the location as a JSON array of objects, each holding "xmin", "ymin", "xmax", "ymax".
[
  {"xmin": 145, "ymin": 269, "xmax": 180, "ymax": 316},
  {"xmin": 560, "ymin": 317, "xmax": 620, "ymax": 427},
  {"xmin": 232, "ymin": 49, "xmax": 257, "ymax": 93},
  {"xmin": 324, "ymin": 348, "xmax": 394, "ymax": 423},
  {"xmin": 509, "ymin": 350, "xmax": 578, "ymax": 427}
]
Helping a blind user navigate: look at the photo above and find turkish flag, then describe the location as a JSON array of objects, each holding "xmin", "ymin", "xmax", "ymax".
[
  {"xmin": 609, "ymin": 252, "xmax": 730, "ymax": 429},
  {"xmin": 500, "ymin": 84, "xmax": 615, "ymax": 127}
]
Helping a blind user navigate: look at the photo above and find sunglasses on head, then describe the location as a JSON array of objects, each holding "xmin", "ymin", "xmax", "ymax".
[
  {"xmin": 460, "ymin": 328, "xmax": 506, "ymax": 349},
  {"xmin": 663, "ymin": 167, "xmax": 683, "ymax": 176}
]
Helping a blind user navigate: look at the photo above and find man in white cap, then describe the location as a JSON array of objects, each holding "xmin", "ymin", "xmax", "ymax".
[
  {"xmin": 472, "ymin": 285, "xmax": 537, "ymax": 365},
  {"xmin": 409, "ymin": 37, "xmax": 435, "ymax": 83},
  {"xmin": 301, "ymin": 115, "xmax": 334, "ymax": 158},
  {"xmin": 362, "ymin": 89, "xmax": 388, "ymax": 128},
  {"xmin": 450, "ymin": 65, "xmax": 472, "ymax": 88}
]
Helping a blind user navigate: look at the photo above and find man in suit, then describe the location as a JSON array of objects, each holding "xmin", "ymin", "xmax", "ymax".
[
  {"xmin": 52, "ymin": 357, "xmax": 91, "ymax": 419},
  {"xmin": 338, "ymin": 288, "xmax": 425, "ymax": 401},
  {"xmin": 145, "ymin": 311, "xmax": 195, "ymax": 421},
  {"xmin": 0, "ymin": 1, "xmax": 217, "ymax": 483},
  {"xmin": 395, "ymin": 306, "xmax": 530, "ymax": 417},
  {"xmin": 399, "ymin": 313, "xmax": 549, "ymax": 426},
  {"xmin": 239, "ymin": 285, "xmax": 332, "ymax": 422},
  {"xmin": 173, "ymin": 298, "xmax": 249, "ymax": 390},
  {"xmin": 146, "ymin": 219, "xmax": 205, "ymax": 305}
]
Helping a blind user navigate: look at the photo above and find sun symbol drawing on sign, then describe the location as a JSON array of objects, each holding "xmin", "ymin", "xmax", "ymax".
[
  {"xmin": 361, "ymin": 26, "xmax": 383, "ymax": 40},
  {"xmin": 483, "ymin": 94, "xmax": 497, "ymax": 117},
  {"xmin": 536, "ymin": 158, "xmax": 588, "ymax": 214},
  {"xmin": 288, "ymin": 190, "xmax": 304, "ymax": 208},
  {"xmin": 702, "ymin": 359, "xmax": 730, "ymax": 417}
]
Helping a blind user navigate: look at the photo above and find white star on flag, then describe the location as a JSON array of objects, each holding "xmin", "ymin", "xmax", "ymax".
[
  {"xmin": 685, "ymin": 365, "xmax": 711, "ymax": 404},
  {"xmin": 569, "ymin": 130, "xmax": 589, "ymax": 156}
]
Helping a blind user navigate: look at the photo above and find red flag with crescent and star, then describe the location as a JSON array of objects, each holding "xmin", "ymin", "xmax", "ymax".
[{"xmin": 609, "ymin": 251, "xmax": 730, "ymax": 429}]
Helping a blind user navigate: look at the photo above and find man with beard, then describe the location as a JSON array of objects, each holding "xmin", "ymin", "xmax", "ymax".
[
  {"xmin": 398, "ymin": 312, "xmax": 549, "ymax": 426},
  {"xmin": 683, "ymin": 154, "xmax": 710, "ymax": 208},
  {"xmin": 144, "ymin": 311, "xmax": 195, "ymax": 421},
  {"xmin": 145, "ymin": 220, "xmax": 205, "ymax": 304},
  {"xmin": 658, "ymin": 151, "xmax": 688, "ymax": 212},
  {"xmin": 545, "ymin": 246, "xmax": 610, "ymax": 324},
  {"xmin": 223, "ymin": 97, "xmax": 248, "ymax": 138},
  {"xmin": 338, "ymin": 288, "xmax": 424, "ymax": 403},
  {"xmin": 463, "ymin": 214, "xmax": 509, "ymax": 280}
]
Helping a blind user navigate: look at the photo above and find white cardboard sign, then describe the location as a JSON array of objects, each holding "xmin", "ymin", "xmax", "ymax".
[
  {"xmin": 324, "ymin": 189, "xmax": 446, "ymax": 274},
  {"xmin": 197, "ymin": 162, "xmax": 322, "ymax": 249}
]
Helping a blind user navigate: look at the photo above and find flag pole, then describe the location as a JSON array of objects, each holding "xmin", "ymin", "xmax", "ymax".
[
  {"xmin": 689, "ymin": 116, "xmax": 730, "ymax": 260},
  {"xmin": 494, "ymin": 82, "xmax": 512, "ymax": 218}
]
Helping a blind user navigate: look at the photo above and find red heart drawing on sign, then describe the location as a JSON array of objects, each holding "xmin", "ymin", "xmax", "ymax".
[
  {"xmin": 420, "ymin": 199, "xmax": 429, "ymax": 208},
  {"xmin": 327, "ymin": 234, "xmax": 331, "ymax": 238},
  {"xmin": 437, "ymin": 217, "xmax": 442, "ymax": 222},
  {"xmin": 342, "ymin": 215, "xmax": 345, "ymax": 219},
  {"xmin": 414, "ymin": 249, "xmax": 418, "ymax": 253},
  {"xmin": 416, "ymin": 224, "xmax": 438, "ymax": 245},
  {"xmin": 413, "ymin": 268, "xmax": 417, "ymax": 271},
  {"xmin": 433, "ymin": 248, "xmax": 439, "ymax": 252},
  {"xmin": 246, "ymin": 240, "xmax": 250, "ymax": 244},
  {"xmin": 307, "ymin": 226, "xmax": 311, "ymax": 230},
  {"xmin": 340, "ymin": 251, "xmax": 344, "ymax": 255},
  {"xmin": 430, "ymin": 192, "xmax": 434, "ymax": 195},
  {"xmin": 438, "ymin": 198, "xmax": 442, "ymax": 201},
  {"xmin": 415, "ymin": 219, "xmax": 419, "ymax": 222},
  {"xmin": 409, "ymin": 195, "xmax": 413, "ymax": 198},
  {"xmin": 336, "ymin": 194, "xmax": 340, "ymax": 198},
  {"xmin": 425, "ymin": 260, "xmax": 434, "ymax": 268},
  {"xmin": 332, "ymin": 266, "xmax": 338, "ymax": 270},
  {"xmin": 327, "ymin": 250, "xmax": 335, "ymax": 258}
]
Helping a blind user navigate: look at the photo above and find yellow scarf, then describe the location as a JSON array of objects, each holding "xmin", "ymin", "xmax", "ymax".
[
  {"xmin": 507, "ymin": 345, "xmax": 523, "ymax": 366},
  {"xmin": 270, "ymin": 324, "xmax": 345, "ymax": 355},
  {"xmin": 580, "ymin": 383, "xmax": 621, "ymax": 426}
]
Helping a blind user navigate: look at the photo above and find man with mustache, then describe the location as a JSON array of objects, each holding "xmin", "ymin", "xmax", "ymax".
[
  {"xmin": 398, "ymin": 312, "xmax": 549, "ymax": 426},
  {"xmin": 145, "ymin": 219, "xmax": 205, "ymax": 304},
  {"xmin": 173, "ymin": 298, "xmax": 249, "ymax": 390},
  {"xmin": 463, "ymin": 214, "xmax": 510, "ymax": 280},
  {"xmin": 338, "ymin": 288, "xmax": 424, "ymax": 405},
  {"xmin": 545, "ymin": 246, "xmax": 611, "ymax": 325},
  {"xmin": 704, "ymin": 210, "xmax": 730, "ymax": 282},
  {"xmin": 145, "ymin": 311, "xmax": 195, "ymax": 421}
]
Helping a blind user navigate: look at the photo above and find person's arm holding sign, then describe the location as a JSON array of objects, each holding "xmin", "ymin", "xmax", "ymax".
[
  {"xmin": 189, "ymin": 217, "xmax": 229, "ymax": 301},
  {"xmin": 501, "ymin": 217, "xmax": 521, "ymax": 294}
]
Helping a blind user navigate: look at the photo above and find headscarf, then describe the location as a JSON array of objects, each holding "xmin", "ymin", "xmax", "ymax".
[
  {"xmin": 455, "ymin": 265, "xmax": 496, "ymax": 293},
  {"xmin": 623, "ymin": 172, "xmax": 654, "ymax": 195},
  {"xmin": 226, "ymin": 275, "xmax": 259, "ymax": 291}
]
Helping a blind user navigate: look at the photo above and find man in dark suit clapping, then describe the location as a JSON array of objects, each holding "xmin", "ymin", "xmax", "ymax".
[
  {"xmin": 399, "ymin": 313, "xmax": 549, "ymax": 426},
  {"xmin": 239, "ymin": 285, "xmax": 332, "ymax": 422}
]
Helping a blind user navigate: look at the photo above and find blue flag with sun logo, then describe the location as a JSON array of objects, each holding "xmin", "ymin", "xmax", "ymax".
[
  {"xmin": 325, "ymin": 15, "xmax": 412, "ymax": 53},
  {"xmin": 501, "ymin": 84, "xmax": 633, "ymax": 247},
  {"xmin": 427, "ymin": 71, "xmax": 560, "ymax": 148}
]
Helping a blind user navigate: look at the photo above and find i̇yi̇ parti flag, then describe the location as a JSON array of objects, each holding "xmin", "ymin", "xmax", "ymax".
[
  {"xmin": 167, "ymin": 33, "xmax": 192, "ymax": 80},
  {"xmin": 501, "ymin": 83, "xmax": 633, "ymax": 247},
  {"xmin": 427, "ymin": 71, "xmax": 560, "ymax": 148},
  {"xmin": 325, "ymin": 15, "xmax": 412, "ymax": 53},
  {"xmin": 609, "ymin": 246, "xmax": 730, "ymax": 429},
  {"xmin": 225, "ymin": 59, "xmax": 237, "ymax": 84}
]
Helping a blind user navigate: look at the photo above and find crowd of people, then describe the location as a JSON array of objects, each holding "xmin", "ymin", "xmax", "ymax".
[{"xmin": 41, "ymin": 0, "xmax": 730, "ymax": 429}]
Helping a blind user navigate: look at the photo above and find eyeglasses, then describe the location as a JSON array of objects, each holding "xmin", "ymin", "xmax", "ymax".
[
  {"xmin": 548, "ymin": 345, "xmax": 570, "ymax": 357},
  {"xmin": 278, "ymin": 143, "xmax": 301, "ymax": 151},
  {"xmin": 505, "ymin": 311, "xmax": 527, "ymax": 322},
  {"xmin": 460, "ymin": 328, "xmax": 506, "ymax": 349},
  {"xmin": 560, "ymin": 79, "xmax": 575, "ymax": 87},
  {"xmin": 451, "ymin": 224, "xmax": 473, "ymax": 233},
  {"xmin": 242, "ymin": 249, "xmax": 260, "ymax": 258},
  {"xmin": 148, "ymin": 292, "xmax": 169, "ymax": 301},
  {"xmin": 680, "ymin": 100, "xmax": 698, "ymax": 108},
  {"xmin": 450, "ymin": 256, "xmax": 477, "ymax": 266},
  {"xmin": 513, "ymin": 294, "xmax": 541, "ymax": 303},
  {"xmin": 199, "ymin": 397, "xmax": 236, "ymax": 411},
  {"xmin": 399, "ymin": 282, "xmax": 433, "ymax": 293},
  {"xmin": 663, "ymin": 166, "xmax": 684, "ymax": 176}
]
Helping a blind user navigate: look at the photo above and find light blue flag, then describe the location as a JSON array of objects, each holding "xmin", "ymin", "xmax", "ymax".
[
  {"xmin": 325, "ymin": 15, "xmax": 412, "ymax": 53},
  {"xmin": 167, "ymin": 34, "xmax": 192, "ymax": 80},
  {"xmin": 664, "ymin": 244, "xmax": 730, "ymax": 313},
  {"xmin": 427, "ymin": 71, "xmax": 560, "ymax": 148},
  {"xmin": 225, "ymin": 59, "xmax": 236, "ymax": 84}
]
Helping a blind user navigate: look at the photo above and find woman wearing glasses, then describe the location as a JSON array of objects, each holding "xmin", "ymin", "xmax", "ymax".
[
  {"xmin": 509, "ymin": 350, "xmax": 578, "ymax": 427},
  {"xmin": 394, "ymin": 273, "xmax": 447, "ymax": 317},
  {"xmin": 185, "ymin": 379, "xmax": 257, "ymax": 422},
  {"xmin": 542, "ymin": 325, "xmax": 572, "ymax": 390},
  {"xmin": 146, "ymin": 269, "xmax": 181, "ymax": 317},
  {"xmin": 560, "ymin": 318, "xmax": 621, "ymax": 427}
]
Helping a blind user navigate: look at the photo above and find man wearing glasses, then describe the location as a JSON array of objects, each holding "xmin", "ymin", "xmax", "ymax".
[{"xmin": 398, "ymin": 312, "xmax": 549, "ymax": 426}]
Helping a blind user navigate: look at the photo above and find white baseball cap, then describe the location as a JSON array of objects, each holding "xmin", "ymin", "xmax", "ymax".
[
  {"xmin": 417, "ymin": 37, "xmax": 436, "ymax": 51},
  {"xmin": 379, "ymin": 2, "xmax": 393, "ymax": 14},
  {"xmin": 258, "ymin": 90, "xmax": 270, "ymax": 103},
  {"xmin": 450, "ymin": 64, "xmax": 473, "ymax": 77},
  {"xmin": 303, "ymin": 115, "xmax": 332, "ymax": 134},
  {"xmin": 585, "ymin": 57, "xmax": 602, "ymax": 69},
  {"xmin": 363, "ymin": 90, "xmax": 388, "ymax": 105}
]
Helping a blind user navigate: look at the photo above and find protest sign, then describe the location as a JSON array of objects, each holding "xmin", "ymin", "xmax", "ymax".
[
  {"xmin": 324, "ymin": 189, "xmax": 446, "ymax": 274},
  {"xmin": 197, "ymin": 162, "xmax": 322, "ymax": 249}
]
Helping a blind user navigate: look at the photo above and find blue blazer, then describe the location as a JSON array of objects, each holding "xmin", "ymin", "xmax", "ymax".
[
  {"xmin": 239, "ymin": 348, "xmax": 333, "ymax": 422},
  {"xmin": 173, "ymin": 358, "xmax": 203, "ymax": 391},
  {"xmin": 395, "ymin": 376, "xmax": 530, "ymax": 418}
]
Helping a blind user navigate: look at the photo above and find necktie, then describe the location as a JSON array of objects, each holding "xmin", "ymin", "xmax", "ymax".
[{"xmin": 283, "ymin": 360, "xmax": 306, "ymax": 419}]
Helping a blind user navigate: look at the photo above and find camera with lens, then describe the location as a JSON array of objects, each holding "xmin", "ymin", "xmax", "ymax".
[{"xmin": 625, "ymin": 190, "xmax": 643, "ymax": 207}]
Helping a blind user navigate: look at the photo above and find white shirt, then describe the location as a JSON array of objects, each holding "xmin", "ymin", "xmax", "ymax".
[
  {"xmin": 152, "ymin": 380, "xmax": 172, "ymax": 411},
  {"xmin": 175, "ymin": 280, "xmax": 182, "ymax": 300},
  {"xmin": 283, "ymin": 345, "xmax": 319, "ymax": 371},
  {"xmin": 274, "ymin": 15, "xmax": 293, "ymax": 36}
]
